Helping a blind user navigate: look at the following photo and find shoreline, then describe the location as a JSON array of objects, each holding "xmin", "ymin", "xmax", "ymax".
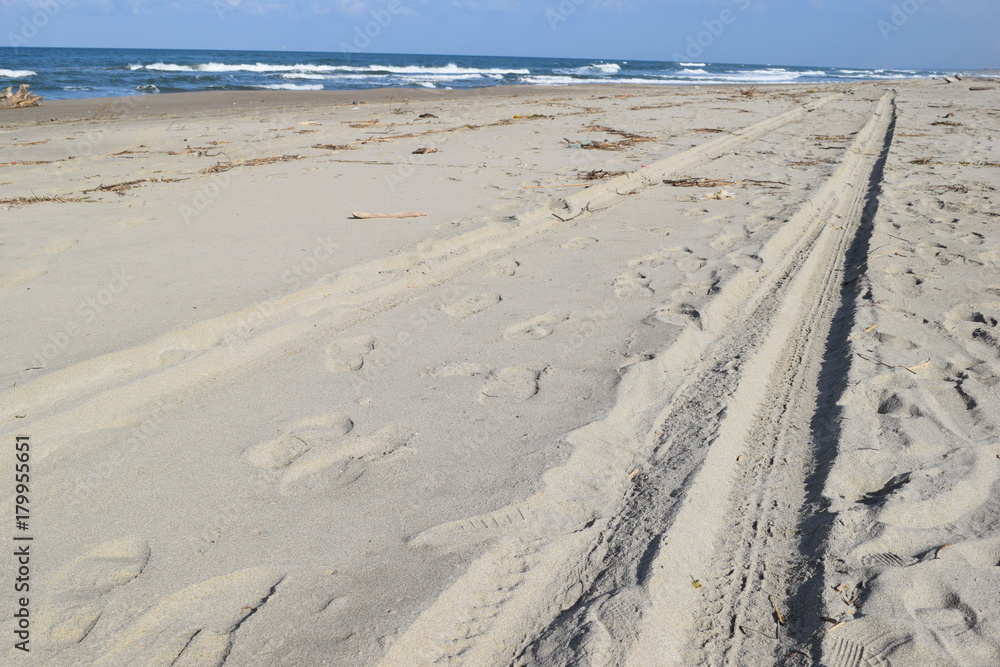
[{"xmin": 6, "ymin": 77, "xmax": 988, "ymax": 122}]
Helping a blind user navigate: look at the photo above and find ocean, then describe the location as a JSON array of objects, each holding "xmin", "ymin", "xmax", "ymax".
[{"xmin": 0, "ymin": 47, "xmax": 951, "ymax": 101}]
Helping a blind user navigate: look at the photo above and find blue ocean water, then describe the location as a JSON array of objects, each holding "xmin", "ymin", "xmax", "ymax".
[{"xmin": 0, "ymin": 47, "xmax": 949, "ymax": 101}]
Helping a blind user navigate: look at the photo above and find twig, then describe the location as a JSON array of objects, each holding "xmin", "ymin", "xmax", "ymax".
[
  {"xmin": 857, "ymin": 353, "xmax": 917, "ymax": 375},
  {"xmin": 769, "ymin": 594, "xmax": 786, "ymax": 626},
  {"xmin": 520, "ymin": 183, "xmax": 591, "ymax": 189},
  {"xmin": 351, "ymin": 211, "xmax": 427, "ymax": 219}
]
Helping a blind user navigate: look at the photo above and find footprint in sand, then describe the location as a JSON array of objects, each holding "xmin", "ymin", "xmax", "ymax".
[
  {"xmin": 95, "ymin": 568, "xmax": 285, "ymax": 667},
  {"xmin": 277, "ymin": 426, "xmax": 412, "ymax": 496},
  {"xmin": 443, "ymin": 293, "xmax": 502, "ymax": 320},
  {"xmin": 491, "ymin": 258, "xmax": 520, "ymax": 276},
  {"xmin": 27, "ymin": 237, "xmax": 78, "ymax": 258},
  {"xmin": 505, "ymin": 311, "xmax": 569, "ymax": 340},
  {"xmin": 710, "ymin": 225, "xmax": 750, "ymax": 250},
  {"xmin": 0, "ymin": 267, "xmax": 46, "ymax": 289},
  {"xmin": 627, "ymin": 253, "xmax": 667, "ymax": 268},
  {"xmin": 880, "ymin": 263, "xmax": 926, "ymax": 297},
  {"xmin": 479, "ymin": 366, "xmax": 543, "ymax": 403},
  {"xmin": 324, "ymin": 335, "xmax": 375, "ymax": 373},
  {"xmin": 980, "ymin": 249, "xmax": 1000, "ymax": 266},
  {"xmin": 35, "ymin": 538, "xmax": 150, "ymax": 649},
  {"xmin": 648, "ymin": 302, "xmax": 702, "ymax": 330},
  {"xmin": 902, "ymin": 567, "xmax": 1000, "ymax": 665},
  {"xmin": 561, "ymin": 236, "xmax": 598, "ymax": 251},
  {"xmin": 245, "ymin": 412, "xmax": 355, "ymax": 470},
  {"xmin": 944, "ymin": 303, "xmax": 1000, "ymax": 351},
  {"xmin": 729, "ymin": 252, "xmax": 763, "ymax": 270},
  {"xmin": 422, "ymin": 362, "xmax": 489, "ymax": 378},
  {"xmin": 823, "ymin": 617, "xmax": 913, "ymax": 667},
  {"xmin": 675, "ymin": 255, "xmax": 707, "ymax": 273},
  {"xmin": 613, "ymin": 271, "xmax": 654, "ymax": 300}
]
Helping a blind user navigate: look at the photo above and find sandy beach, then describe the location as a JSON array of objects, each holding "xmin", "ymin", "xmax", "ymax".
[{"xmin": 2, "ymin": 78, "xmax": 999, "ymax": 666}]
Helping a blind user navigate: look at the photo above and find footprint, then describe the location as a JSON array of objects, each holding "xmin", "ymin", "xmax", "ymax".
[
  {"xmin": 35, "ymin": 538, "xmax": 150, "ymax": 648},
  {"xmin": 95, "ymin": 568, "xmax": 284, "ymax": 667},
  {"xmin": 491, "ymin": 258, "xmax": 520, "ymax": 276},
  {"xmin": 0, "ymin": 267, "xmax": 45, "ymax": 288},
  {"xmin": 324, "ymin": 336, "xmax": 375, "ymax": 373},
  {"xmin": 245, "ymin": 412, "xmax": 354, "ymax": 470},
  {"xmin": 28, "ymin": 237, "xmax": 78, "ymax": 258},
  {"xmin": 410, "ymin": 491, "xmax": 576, "ymax": 549},
  {"xmin": 729, "ymin": 252, "xmax": 763, "ymax": 270},
  {"xmin": 278, "ymin": 426, "xmax": 412, "ymax": 495},
  {"xmin": 903, "ymin": 572, "xmax": 1000, "ymax": 665},
  {"xmin": 944, "ymin": 303, "xmax": 1000, "ymax": 351},
  {"xmin": 648, "ymin": 303, "xmax": 702, "ymax": 329},
  {"xmin": 505, "ymin": 311, "xmax": 569, "ymax": 340},
  {"xmin": 561, "ymin": 236, "xmax": 598, "ymax": 251},
  {"xmin": 627, "ymin": 253, "xmax": 667, "ymax": 268},
  {"xmin": 613, "ymin": 271, "xmax": 654, "ymax": 300},
  {"xmin": 823, "ymin": 617, "xmax": 913, "ymax": 667},
  {"xmin": 675, "ymin": 256, "xmax": 707, "ymax": 272},
  {"xmin": 479, "ymin": 366, "xmax": 543, "ymax": 403},
  {"xmin": 443, "ymin": 293, "xmax": 502, "ymax": 319},
  {"xmin": 683, "ymin": 207, "xmax": 709, "ymax": 217},
  {"xmin": 881, "ymin": 263, "xmax": 925, "ymax": 297},
  {"xmin": 710, "ymin": 225, "xmax": 749, "ymax": 249},
  {"xmin": 422, "ymin": 362, "xmax": 489, "ymax": 378}
]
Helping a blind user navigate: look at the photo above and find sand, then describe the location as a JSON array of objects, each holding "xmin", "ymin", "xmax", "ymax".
[{"xmin": 1, "ymin": 78, "xmax": 999, "ymax": 666}]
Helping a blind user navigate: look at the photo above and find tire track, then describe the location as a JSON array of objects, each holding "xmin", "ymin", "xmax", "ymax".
[
  {"xmin": 380, "ymin": 92, "xmax": 896, "ymax": 666},
  {"xmin": 629, "ymin": 92, "xmax": 897, "ymax": 667}
]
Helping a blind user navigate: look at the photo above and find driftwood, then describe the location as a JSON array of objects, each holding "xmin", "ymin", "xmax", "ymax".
[
  {"xmin": 351, "ymin": 211, "xmax": 427, "ymax": 219},
  {"xmin": 0, "ymin": 84, "xmax": 41, "ymax": 109}
]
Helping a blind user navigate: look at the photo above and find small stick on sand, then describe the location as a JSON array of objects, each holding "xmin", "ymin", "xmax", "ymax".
[
  {"xmin": 351, "ymin": 211, "xmax": 427, "ymax": 219},
  {"xmin": 769, "ymin": 594, "xmax": 786, "ymax": 626},
  {"xmin": 857, "ymin": 353, "xmax": 918, "ymax": 375},
  {"xmin": 520, "ymin": 183, "xmax": 591, "ymax": 189}
]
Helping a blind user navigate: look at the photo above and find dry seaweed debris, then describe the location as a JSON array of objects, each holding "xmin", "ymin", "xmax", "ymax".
[
  {"xmin": 693, "ymin": 127, "xmax": 729, "ymax": 134},
  {"xmin": 83, "ymin": 177, "xmax": 184, "ymax": 196},
  {"xmin": 203, "ymin": 154, "xmax": 303, "ymax": 173},
  {"xmin": 564, "ymin": 126, "xmax": 656, "ymax": 151},
  {"xmin": 312, "ymin": 144, "xmax": 355, "ymax": 151},
  {"xmin": 580, "ymin": 169, "xmax": 628, "ymax": 180},
  {"xmin": 1, "ymin": 194, "xmax": 91, "ymax": 206},
  {"xmin": 664, "ymin": 177, "xmax": 789, "ymax": 188},
  {"xmin": 1, "ymin": 84, "xmax": 42, "ymax": 109}
]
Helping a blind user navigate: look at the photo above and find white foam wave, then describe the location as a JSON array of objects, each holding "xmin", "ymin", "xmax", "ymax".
[
  {"xmin": 254, "ymin": 83, "xmax": 324, "ymax": 91},
  {"xmin": 678, "ymin": 62, "xmax": 707, "ymax": 67},
  {"xmin": 524, "ymin": 75, "xmax": 683, "ymax": 86},
  {"xmin": 281, "ymin": 73, "xmax": 328, "ymax": 80},
  {"xmin": 0, "ymin": 69, "xmax": 36, "ymax": 78},
  {"xmin": 555, "ymin": 62, "xmax": 621, "ymax": 76},
  {"xmin": 131, "ymin": 62, "xmax": 528, "ymax": 76}
]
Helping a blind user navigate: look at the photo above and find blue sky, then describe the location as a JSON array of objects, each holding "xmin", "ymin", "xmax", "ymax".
[{"xmin": 2, "ymin": 0, "xmax": 996, "ymax": 69}]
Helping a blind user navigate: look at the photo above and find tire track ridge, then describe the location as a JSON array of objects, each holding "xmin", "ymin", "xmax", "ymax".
[{"xmin": 625, "ymin": 92, "xmax": 896, "ymax": 667}]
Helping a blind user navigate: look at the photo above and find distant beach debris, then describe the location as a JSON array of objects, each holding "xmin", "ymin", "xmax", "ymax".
[
  {"xmin": 351, "ymin": 211, "xmax": 427, "ymax": 219},
  {"xmin": 0, "ymin": 84, "xmax": 41, "ymax": 109},
  {"xmin": 412, "ymin": 147, "xmax": 438, "ymax": 154}
]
